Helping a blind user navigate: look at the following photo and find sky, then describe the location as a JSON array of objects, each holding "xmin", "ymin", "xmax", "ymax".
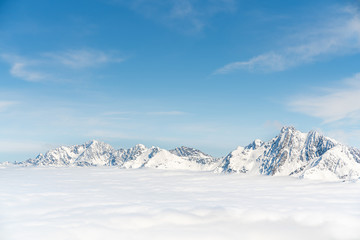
[{"xmin": 1, "ymin": 0, "xmax": 360, "ymax": 161}]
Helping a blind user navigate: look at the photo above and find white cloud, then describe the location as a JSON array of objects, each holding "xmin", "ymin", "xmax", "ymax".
[
  {"xmin": 215, "ymin": 52, "xmax": 287, "ymax": 74},
  {"xmin": 114, "ymin": 0, "xmax": 236, "ymax": 33},
  {"xmin": 1, "ymin": 169, "xmax": 360, "ymax": 240},
  {"xmin": 1, "ymin": 54, "xmax": 48, "ymax": 82},
  {"xmin": 44, "ymin": 49, "xmax": 123, "ymax": 68},
  {"xmin": 0, "ymin": 101, "xmax": 17, "ymax": 112},
  {"xmin": 289, "ymin": 73, "xmax": 360, "ymax": 123},
  {"xmin": 1, "ymin": 49, "xmax": 123, "ymax": 82},
  {"xmin": 215, "ymin": 6, "xmax": 360, "ymax": 74},
  {"xmin": 10, "ymin": 62, "xmax": 48, "ymax": 82}
]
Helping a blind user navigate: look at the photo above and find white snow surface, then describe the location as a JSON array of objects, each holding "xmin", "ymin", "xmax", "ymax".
[{"xmin": 1, "ymin": 167, "xmax": 360, "ymax": 240}]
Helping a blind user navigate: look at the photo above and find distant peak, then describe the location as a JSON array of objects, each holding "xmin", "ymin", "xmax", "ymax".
[
  {"xmin": 170, "ymin": 146, "xmax": 212, "ymax": 158},
  {"xmin": 280, "ymin": 126, "xmax": 296, "ymax": 133},
  {"xmin": 308, "ymin": 129, "xmax": 321, "ymax": 136},
  {"xmin": 170, "ymin": 146, "xmax": 198, "ymax": 152},
  {"xmin": 85, "ymin": 139, "xmax": 99, "ymax": 146},
  {"xmin": 177, "ymin": 146, "xmax": 194, "ymax": 151},
  {"xmin": 253, "ymin": 139, "xmax": 263, "ymax": 145},
  {"xmin": 306, "ymin": 130, "xmax": 338, "ymax": 145},
  {"xmin": 133, "ymin": 144, "xmax": 146, "ymax": 149},
  {"xmin": 246, "ymin": 139, "xmax": 264, "ymax": 149}
]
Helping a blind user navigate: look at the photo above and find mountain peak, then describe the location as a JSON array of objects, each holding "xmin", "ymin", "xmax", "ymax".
[
  {"xmin": 169, "ymin": 146, "xmax": 217, "ymax": 165},
  {"xmin": 85, "ymin": 139, "xmax": 100, "ymax": 146},
  {"xmin": 12, "ymin": 128, "xmax": 360, "ymax": 181},
  {"xmin": 280, "ymin": 126, "xmax": 296, "ymax": 133},
  {"xmin": 245, "ymin": 139, "xmax": 264, "ymax": 150},
  {"xmin": 133, "ymin": 144, "xmax": 146, "ymax": 149},
  {"xmin": 170, "ymin": 146, "xmax": 203, "ymax": 156}
]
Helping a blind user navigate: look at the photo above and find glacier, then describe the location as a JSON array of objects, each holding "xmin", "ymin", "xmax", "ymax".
[{"xmin": 3, "ymin": 126, "xmax": 360, "ymax": 181}]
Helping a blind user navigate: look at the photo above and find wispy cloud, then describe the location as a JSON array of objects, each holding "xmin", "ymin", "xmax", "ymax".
[
  {"xmin": 0, "ymin": 101, "xmax": 18, "ymax": 112},
  {"xmin": 148, "ymin": 111, "xmax": 187, "ymax": 116},
  {"xmin": 44, "ymin": 49, "xmax": 123, "ymax": 68},
  {"xmin": 1, "ymin": 54, "xmax": 48, "ymax": 82},
  {"xmin": 10, "ymin": 62, "xmax": 48, "ymax": 82},
  {"xmin": 289, "ymin": 73, "xmax": 360, "ymax": 123},
  {"xmin": 216, "ymin": 52, "xmax": 287, "ymax": 73},
  {"xmin": 113, "ymin": 0, "xmax": 236, "ymax": 33},
  {"xmin": 215, "ymin": 6, "xmax": 360, "ymax": 74},
  {"xmin": 1, "ymin": 49, "xmax": 123, "ymax": 82}
]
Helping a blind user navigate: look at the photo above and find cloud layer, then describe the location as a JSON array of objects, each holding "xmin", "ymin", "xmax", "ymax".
[
  {"xmin": 1, "ymin": 168, "xmax": 359, "ymax": 240},
  {"xmin": 215, "ymin": 6, "xmax": 360, "ymax": 74}
]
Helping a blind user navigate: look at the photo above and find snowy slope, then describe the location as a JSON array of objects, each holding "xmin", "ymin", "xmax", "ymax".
[
  {"xmin": 301, "ymin": 145, "xmax": 360, "ymax": 180},
  {"xmin": 215, "ymin": 139, "xmax": 264, "ymax": 174},
  {"xmin": 24, "ymin": 140, "xmax": 117, "ymax": 166},
  {"xmin": 216, "ymin": 126, "xmax": 360, "ymax": 180},
  {"xmin": 120, "ymin": 145, "xmax": 219, "ymax": 171},
  {"xmin": 22, "ymin": 142, "xmax": 219, "ymax": 171},
  {"xmin": 170, "ymin": 146, "xmax": 220, "ymax": 170},
  {"xmin": 10, "ymin": 126, "xmax": 360, "ymax": 180}
]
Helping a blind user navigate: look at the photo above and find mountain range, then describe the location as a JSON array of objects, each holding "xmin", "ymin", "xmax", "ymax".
[{"xmin": 3, "ymin": 126, "xmax": 360, "ymax": 181}]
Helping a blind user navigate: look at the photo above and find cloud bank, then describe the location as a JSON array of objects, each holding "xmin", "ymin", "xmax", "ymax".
[{"xmin": 1, "ymin": 168, "xmax": 359, "ymax": 240}]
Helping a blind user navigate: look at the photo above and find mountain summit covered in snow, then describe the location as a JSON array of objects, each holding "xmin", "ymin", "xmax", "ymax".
[
  {"xmin": 215, "ymin": 126, "xmax": 360, "ymax": 180},
  {"xmin": 7, "ymin": 126, "xmax": 360, "ymax": 181}
]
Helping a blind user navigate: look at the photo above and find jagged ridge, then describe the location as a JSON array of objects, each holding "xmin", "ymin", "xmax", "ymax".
[
  {"xmin": 4, "ymin": 126, "xmax": 360, "ymax": 181},
  {"xmin": 216, "ymin": 126, "xmax": 360, "ymax": 180}
]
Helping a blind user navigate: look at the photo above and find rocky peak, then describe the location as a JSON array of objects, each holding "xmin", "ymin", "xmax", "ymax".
[
  {"xmin": 245, "ymin": 139, "xmax": 264, "ymax": 150},
  {"xmin": 280, "ymin": 126, "xmax": 296, "ymax": 133},
  {"xmin": 170, "ymin": 146, "xmax": 205, "ymax": 157}
]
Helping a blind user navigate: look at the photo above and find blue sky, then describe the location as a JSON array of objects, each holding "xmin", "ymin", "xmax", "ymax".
[{"xmin": 1, "ymin": 0, "xmax": 360, "ymax": 161}]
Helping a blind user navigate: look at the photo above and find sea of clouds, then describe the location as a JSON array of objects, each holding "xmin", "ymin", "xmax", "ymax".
[{"xmin": 0, "ymin": 167, "xmax": 359, "ymax": 240}]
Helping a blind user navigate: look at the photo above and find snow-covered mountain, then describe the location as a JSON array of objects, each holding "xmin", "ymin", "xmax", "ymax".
[
  {"xmin": 170, "ymin": 146, "xmax": 220, "ymax": 166},
  {"xmin": 22, "ymin": 142, "xmax": 218, "ymax": 171},
  {"xmin": 8, "ymin": 126, "xmax": 360, "ymax": 180},
  {"xmin": 216, "ymin": 126, "xmax": 360, "ymax": 180},
  {"xmin": 24, "ymin": 140, "xmax": 117, "ymax": 167}
]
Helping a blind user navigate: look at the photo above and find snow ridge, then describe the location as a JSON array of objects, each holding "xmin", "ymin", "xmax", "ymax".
[
  {"xmin": 216, "ymin": 126, "xmax": 360, "ymax": 180},
  {"xmin": 6, "ymin": 126, "xmax": 360, "ymax": 180}
]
